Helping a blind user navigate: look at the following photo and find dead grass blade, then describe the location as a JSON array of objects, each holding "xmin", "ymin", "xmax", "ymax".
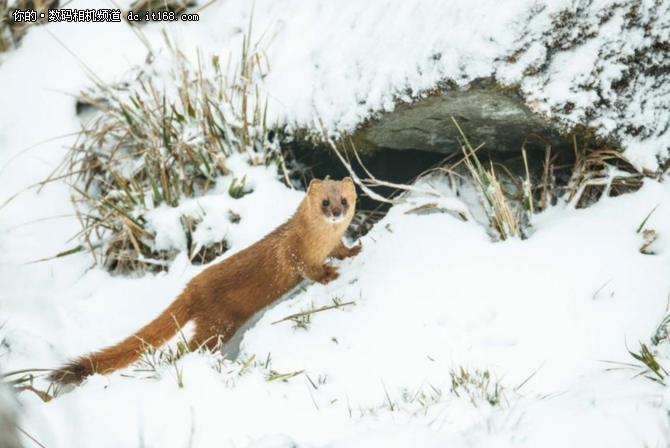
[{"xmin": 272, "ymin": 301, "xmax": 356, "ymax": 325}]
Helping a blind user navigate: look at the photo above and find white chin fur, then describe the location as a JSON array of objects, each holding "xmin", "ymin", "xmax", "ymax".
[{"xmin": 325, "ymin": 216, "xmax": 346, "ymax": 224}]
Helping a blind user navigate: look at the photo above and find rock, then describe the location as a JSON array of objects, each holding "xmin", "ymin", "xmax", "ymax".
[{"xmin": 353, "ymin": 78, "xmax": 572, "ymax": 156}]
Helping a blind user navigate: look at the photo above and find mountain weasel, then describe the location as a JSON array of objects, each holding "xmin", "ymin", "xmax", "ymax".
[{"xmin": 50, "ymin": 178, "xmax": 361, "ymax": 385}]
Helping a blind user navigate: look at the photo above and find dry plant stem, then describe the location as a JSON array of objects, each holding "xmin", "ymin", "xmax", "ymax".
[
  {"xmin": 492, "ymin": 162, "xmax": 525, "ymax": 200},
  {"xmin": 355, "ymin": 152, "xmax": 465, "ymax": 232},
  {"xmin": 438, "ymin": 142, "xmax": 486, "ymax": 173},
  {"xmin": 404, "ymin": 202, "xmax": 468, "ymax": 221},
  {"xmin": 521, "ymin": 147, "xmax": 534, "ymax": 218},
  {"xmin": 347, "ymin": 138, "xmax": 440, "ymax": 198},
  {"xmin": 570, "ymin": 161, "xmax": 642, "ymax": 208},
  {"xmin": 542, "ymin": 142, "xmax": 553, "ymax": 210},
  {"xmin": 271, "ymin": 301, "xmax": 356, "ymax": 325},
  {"xmin": 0, "ymin": 131, "xmax": 80, "ymax": 179},
  {"xmin": 325, "ymin": 137, "xmax": 438, "ymax": 204},
  {"xmin": 488, "ymin": 165, "xmax": 519, "ymax": 239},
  {"xmin": 521, "ymin": 133, "xmax": 553, "ymax": 211},
  {"xmin": 15, "ymin": 425, "xmax": 47, "ymax": 448},
  {"xmin": 566, "ymin": 134, "xmax": 586, "ymax": 204},
  {"xmin": 325, "ymin": 137, "xmax": 398, "ymax": 204}
]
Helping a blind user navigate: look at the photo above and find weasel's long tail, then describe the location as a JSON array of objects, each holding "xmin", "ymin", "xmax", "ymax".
[{"xmin": 49, "ymin": 299, "xmax": 190, "ymax": 385}]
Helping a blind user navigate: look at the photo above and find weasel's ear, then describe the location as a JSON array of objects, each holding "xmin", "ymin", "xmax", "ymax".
[
  {"xmin": 308, "ymin": 179, "xmax": 323, "ymax": 194},
  {"xmin": 342, "ymin": 177, "xmax": 355, "ymax": 190}
]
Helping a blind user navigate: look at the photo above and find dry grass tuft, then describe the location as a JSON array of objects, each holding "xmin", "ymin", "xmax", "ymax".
[
  {"xmin": 452, "ymin": 117, "xmax": 524, "ymax": 240},
  {"xmin": 564, "ymin": 137, "xmax": 646, "ymax": 209},
  {"xmin": 454, "ymin": 121, "xmax": 651, "ymax": 240},
  {"xmin": 54, "ymin": 32, "xmax": 283, "ymax": 274},
  {"xmin": 133, "ymin": 329, "xmax": 199, "ymax": 387}
]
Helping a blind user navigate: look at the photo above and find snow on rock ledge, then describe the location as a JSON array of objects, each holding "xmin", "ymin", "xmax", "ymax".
[
  {"xmin": 497, "ymin": 0, "xmax": 670, "ymax": 171},
  {"xmin": 352, "ymin": 78, "xmax": 573, "ymax": 156},
  {"xmin": 192, "ymin": 0, "xmax": 669, "ymax": 169}
]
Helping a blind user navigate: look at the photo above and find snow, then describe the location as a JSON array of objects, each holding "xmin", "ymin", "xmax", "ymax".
[
  {"xmin": 496, "ymin": 0, "xmax": 670, "ymax": 170},
  {"xmin": 2, "ymin": 0, "xmax": 670, "ymax": 447},
  {"xmin": 176, "ymin": 0, "xmax": 670, "ymax": 170},
  {"xmin": 141, "ymin": 154, "xmax": 302, "ymax": 258}
]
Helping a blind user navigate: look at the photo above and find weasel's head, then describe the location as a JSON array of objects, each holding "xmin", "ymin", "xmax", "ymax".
[{"xmin": 307, "ymin": 177, "xmax": 357, "ymax": 225}]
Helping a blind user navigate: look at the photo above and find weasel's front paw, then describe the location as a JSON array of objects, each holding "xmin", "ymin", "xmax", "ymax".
[
  {"xmin": 346, "ymin": 242, "xmax": 363, "ymax": 258},
  {"xmin": 318, "ymin": 265, "xmax": 339, "ymax": 284}
]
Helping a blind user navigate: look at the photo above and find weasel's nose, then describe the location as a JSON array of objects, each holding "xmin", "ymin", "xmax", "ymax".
[{"xmin": 332, "ymin": 208, "xmax": 342, "ymax": 217}]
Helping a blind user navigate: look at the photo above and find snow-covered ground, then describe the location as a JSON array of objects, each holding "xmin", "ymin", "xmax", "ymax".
[{"xmin": 1, "ymin": 1, "xmax": 670, "ymax": 447}]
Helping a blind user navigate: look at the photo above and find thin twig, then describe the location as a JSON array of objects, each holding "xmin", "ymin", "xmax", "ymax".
[
  {"xmin": 272, "ymin": 301, "xmax": 356, "ymax": 325},
  {"xmin": 15, "ymin": 424, "xmax": 46, "ymax": 448}
]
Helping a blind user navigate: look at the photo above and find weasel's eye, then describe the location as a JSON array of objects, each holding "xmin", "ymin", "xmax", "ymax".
[
  {"xmin": 341, "ymin": 198, "xmax": 348, "ymax": 206},
  {"xmin": 322, "ymin": 199, "xmax": 330, "ymax": 207}
]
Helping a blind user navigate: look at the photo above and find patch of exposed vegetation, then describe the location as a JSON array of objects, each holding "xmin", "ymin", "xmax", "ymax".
[
  {"xmin": 605, "ymin": 310, "xmax": 670, "ymax": 385},
  {"xmin": 335, "ymin": 114, "xmax": 651, "ymax": 242},
  {"xmin": 450, "ymin": 366, "xmax": 507, "ymax": 407},
  {"xmin": 53, "ymin": 32, "xmax": 287, "ymax": 274}
]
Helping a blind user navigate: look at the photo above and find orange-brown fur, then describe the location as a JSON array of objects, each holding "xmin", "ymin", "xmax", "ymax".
[{"xmin": 50, "ymin": 178, "xmax": 361, "ymax": 385}]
